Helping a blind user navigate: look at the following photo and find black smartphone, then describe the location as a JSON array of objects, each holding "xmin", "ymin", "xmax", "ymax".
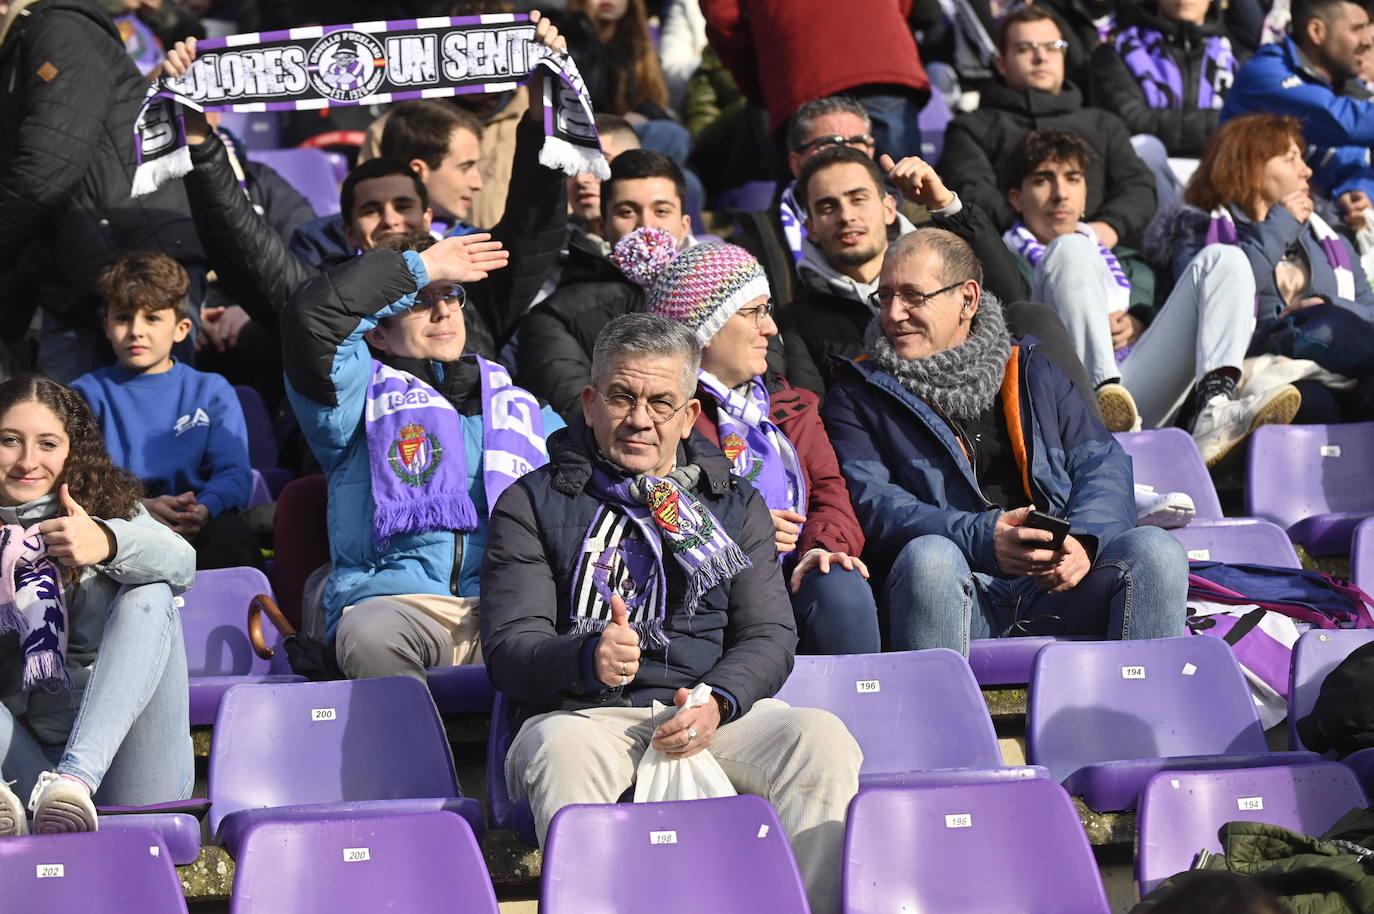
[{"xmin": 1024, "ymin": 510, "xmax": 1070, "ymax": 550}]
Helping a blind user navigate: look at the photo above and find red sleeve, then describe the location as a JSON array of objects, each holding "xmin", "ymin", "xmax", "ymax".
[
  {"xmin": 701, "ymin": 0, "xmax": 765, "ymax": 107},
  {"xmin": 773, "ymin": 382, "xmax": 865, "ymax": 557}
]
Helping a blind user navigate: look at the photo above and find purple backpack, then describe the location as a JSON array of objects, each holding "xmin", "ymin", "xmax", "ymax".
[{"xmin": 1186, "ymin": 561, "xmax": 1374, "ymax": 630}]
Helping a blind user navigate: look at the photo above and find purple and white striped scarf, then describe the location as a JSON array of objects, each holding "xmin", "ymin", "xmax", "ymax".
[
  {"xmin": 572, "ymin": 466, "xmax": 751, "ymax": 648},
  {"xmin": 1206, "ymin": 206, "xmax": 1356, "ymax": 304},
  {"xmin": 0, "ymin": 525, "xmax": 69, "ymax": 692},
  {"xmin": 697, "ymin": 372, "xmax": 807, "ymax": 520},
  {"xmin": 1116, "ymin": 24, "xmax": 1235, "ymax": 110},
  {"xmin": 365, "ymin": 356, "xmax": 547, "ymax": 544}
]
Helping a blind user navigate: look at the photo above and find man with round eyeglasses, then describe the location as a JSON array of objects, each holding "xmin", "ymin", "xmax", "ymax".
[
  {"xmin": 482, "ymin": 312, "xmax": 862, "ymax": 914},
  {"xmin": 939, "ymin": 4, "xmax": 1158, "ymax": 247},
  {"xmin": 822, "ymin": 228, "xmax": 1187, "ymax": 657}
]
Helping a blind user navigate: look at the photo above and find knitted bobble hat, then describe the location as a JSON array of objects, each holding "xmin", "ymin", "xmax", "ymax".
[{"xmin": 612, "ymin": 228, "xmax": 770, "ymax": 344}]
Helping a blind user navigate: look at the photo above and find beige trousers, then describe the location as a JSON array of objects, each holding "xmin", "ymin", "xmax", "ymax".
[
  {"xmin": 506, "ymin": 699, "xmax": 862, "ymax": 914},
  {"xmin": 334, "ymin": 594, "xmax": 481, "ymax": 680}
]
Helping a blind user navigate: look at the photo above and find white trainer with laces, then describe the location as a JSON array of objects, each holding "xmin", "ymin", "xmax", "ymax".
[
  {"xmin": 0, "ymin": 778, "xmax": 27, "ymax": 836},
  {"xmin": 1193, "ymin": 383, "xmax": 1302, "ymax": 467},
  {"xmin": 1134, "ymin": 485, "xmax": 1196, "ymax": 529},
  {"xmin": 29, "ymin": 771, "xmax": 98, "ymax": 834}
]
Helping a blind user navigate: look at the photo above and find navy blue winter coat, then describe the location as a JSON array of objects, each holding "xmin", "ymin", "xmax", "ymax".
[{"xmin": 821, "ymin": 341, "xmax": 1134, "ymax": 575}]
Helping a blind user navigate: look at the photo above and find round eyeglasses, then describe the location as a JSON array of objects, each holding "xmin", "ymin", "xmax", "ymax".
[{"xmin": 596, "ymin": 390, "xmax": 691, "ymax": 424}]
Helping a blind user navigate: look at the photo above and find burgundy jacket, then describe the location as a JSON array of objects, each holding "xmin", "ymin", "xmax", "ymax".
[{"xmin": 693, "ymin": 373, "xmax": 865, "ymax": 558}]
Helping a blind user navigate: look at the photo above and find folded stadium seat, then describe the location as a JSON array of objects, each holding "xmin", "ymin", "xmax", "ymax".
[
  {"xmin": 541, "ymin": 795, "xmax": 808, "ymax": 914},
  {"xmin": 181, "ymin": 566, "xmax": 304, "ymax": 727},
  {"xmin": 94, "ymin": 811, "xmax": 204, "ymax": 865},
  {"xmin": 247, "ymin": 470, "xmax": 272, "ymax": 508},
  {"xmin": 487, "ymin": 690, "xmax": 538, "ymax": 845},
  {"xmin": 1247, "ymin": 422, "xmax": 1374, "ymax": 556},
  {"xmin": 1135, "ymin": 762, "xmax": 1367, "ymax": 896},
  {"xmin": 1287, "ymin": 629, "xmax": 1374, "ymax": 751},
  {"xmin": 0, "ymin": 828, "xmax": 187, "ymax": 912},
  {"xmin": 774, "ymin": 649, "xmax": 1046, "ymax": 786},
  {"xmin": 841, "ymin": 779, "xmax": 1110, "ymax": 914},
  {"xmin": 218, "ymin": 111, "xmax": 284, "ymax": 150},
  {"xmin": 207, "ymin": 677, "xmax": 483, "ymax": 857},
  {"xmin": 1169, "ymin": 518, "xmax": 1302, "ymax": 567},
  {"xmin": 1027, "ymin": 637, "xmax": 1320, "ymax": 812},
  {"xmin": 917, "ymin": 90, "xmax": 954, "ymax": 165},
  {"xmin": 967, "ymin": 634, "xmax": 1089, "ymax": 686},
  {"xmin": 1116, "ymin": 428, "xmax": 1225, "ymax": 520},
  {"xmin": 269, "ymin": 472, "xmax": 497, "ymax": 712},
  {"xmin": 714, "ymin": 180, "xmax": 778, "ymax": 212},
  {"xmin": 1352, "ymin": 517, "xmax": 1374, "ymax": 590},
  {"xmin": 250, "ymin": 148, "xmax": 342, "ymax": 217},
  {"xmin": 229, "ymin": 811, "xmax": 498, "ymax": 914},
  {"xmin": 233, "ymin": 385, "xmax": 293, "ymax": 498}
]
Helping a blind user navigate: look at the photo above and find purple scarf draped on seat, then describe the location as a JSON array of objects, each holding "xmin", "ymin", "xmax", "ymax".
[{"xmin": 1116, "ymin": 24, "xmax": 1236, "ymax": 110}]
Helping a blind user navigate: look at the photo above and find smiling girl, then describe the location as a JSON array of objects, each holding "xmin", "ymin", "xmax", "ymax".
[{"xmin": 0, "ymin": 375, "xmax": 194, "ymax": 836}]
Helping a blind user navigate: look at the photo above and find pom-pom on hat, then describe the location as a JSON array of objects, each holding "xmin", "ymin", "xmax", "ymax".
[{"xmin": 611, "ymin": 227, "xmax": 770, "ymax": 344}]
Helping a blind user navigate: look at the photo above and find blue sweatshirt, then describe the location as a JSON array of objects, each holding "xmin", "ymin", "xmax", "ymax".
[{"xmin": 72, "ymin": 362, "xmax": 253, "ymax": 517}]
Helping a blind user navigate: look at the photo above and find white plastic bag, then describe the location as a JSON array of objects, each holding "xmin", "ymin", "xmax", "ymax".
[{"xmin": 633, "ymin": 683, "xmax": 737, "ymax": 802}]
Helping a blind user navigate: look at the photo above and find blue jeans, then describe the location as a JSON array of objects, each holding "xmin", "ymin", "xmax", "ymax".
[
  {"xmin": 850, "ymin": 88, "xmax": 925, "ymax": 163},
  {"xmin": 884, "ymin": 527, "xmax": 1187, "ymax": 655},
  {"xmin": 790, "ymin": 566, "xmax": 881, "ymax": 655},
  {"xmin": 0, "ymin": 583, "xmax": 193, "ymax": 805}
]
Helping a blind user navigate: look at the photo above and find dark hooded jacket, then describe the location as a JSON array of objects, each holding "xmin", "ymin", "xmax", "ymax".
[{"xmin": 938, "ymin": 81, "xmax": 1158, "ymax": 245}]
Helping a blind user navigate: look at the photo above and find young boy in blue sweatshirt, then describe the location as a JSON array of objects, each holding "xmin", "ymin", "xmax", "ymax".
[{"xmin": 73, "ymin": 251, "xmax": 263, "ymax": 570}]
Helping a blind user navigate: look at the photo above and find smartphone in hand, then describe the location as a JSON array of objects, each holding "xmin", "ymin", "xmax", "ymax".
[{"xmin": 1024, "ymin": 510, "xmax": 1070, "ymax": 550}]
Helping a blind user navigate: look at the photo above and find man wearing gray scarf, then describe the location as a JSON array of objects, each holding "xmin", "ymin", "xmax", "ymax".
[{"xmin": 822, "ymin": 228, "xmax": 1186, "ymax": 654}]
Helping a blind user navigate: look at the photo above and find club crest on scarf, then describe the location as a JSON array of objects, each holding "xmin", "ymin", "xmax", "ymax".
[
  {"xmin": 388, "ymin": 421, "xmax": 444, "ymax": 487},
  {"xmin": 309, "ymin": 32, "xmax": 386, "ymax": 101},
  {"xmin": 720, "ymin": 432, "xmax": 763, "ymax": 481},
  {"xmin": 645, "ymin": 479, "xmax": 713, "ymax": 551}
]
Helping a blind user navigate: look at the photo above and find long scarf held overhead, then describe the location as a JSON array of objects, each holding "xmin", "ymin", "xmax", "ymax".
[
  {"xmin": 1206, "ymin": 206, "xmax": 1356, "ymax": 305},
  {"xmin": 697, "ymin": 372, "xmax": 807, "ymax": 519},
  {"xmin": 365, "ymin": 356, "xmax": 548, "ymax": 545},
  {"xmin": 0, "ymin": 525, "xmax": 69, "ymax": 692},
  {"xmin": 571, "ymin": 466, "xmax": 752, "ymax": 650},
  {"xmin": 1116, "ymin": 25, "xmax": 1236, "ymax": 110},
  {"xmin": 133, "ymin": 14, "xmax": 606, "ymax": 195}
]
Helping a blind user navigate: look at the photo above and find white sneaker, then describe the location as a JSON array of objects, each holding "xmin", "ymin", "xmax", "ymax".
[
  {"xmin": 1097, "ymin": 382, "xmax": 1140, "ymax": 433},
  {"xmin": 1193, "ymin": 383, "xmax": 1302, "ymax": 467},
  {"xmin": 1134, "ymin": 484, "xmax": 1196, "ymax": 529},
  {"xmin": 28, "ymin": 771, "xmax": 98, "ymax": 834},
  {"xmin": 0, "ymin": 779, "xmax": 26, "ymax": 836}
]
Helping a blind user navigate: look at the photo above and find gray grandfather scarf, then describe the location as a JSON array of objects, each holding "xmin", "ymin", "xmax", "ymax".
[{"xmin": 864, "ymin": 291, "xmax": 1011, "ymax": 420}]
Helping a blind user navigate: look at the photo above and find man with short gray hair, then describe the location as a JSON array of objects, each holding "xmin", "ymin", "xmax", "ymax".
[{"xmin": 481, "ymin": 313, "xmax": 861, "ymax": 914}]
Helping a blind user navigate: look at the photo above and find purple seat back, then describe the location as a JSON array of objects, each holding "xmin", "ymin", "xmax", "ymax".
[
  {"xmin": 0, "ymin": 829, "xmax": 186, "ymax": 912},
  {"xmin": 1027, "ymin": 637, "xmax": 1268, "ymax": 785},
  {"xmin": 1171, "ymin": 519, "xmax": 1301, "ymax": 567},
  {"xmin": 229, "ymin": 811, "xmax": 498, "ymax": 914},
  {"xmin": 207, "ymin": 677, "xmax": 461, "ymax": 835},
  {"xmin": 775, "ymin": 649, "xmax": 1002, "ymax": 777},
  {"xmin": 918, "ymin": 91, "xmax": 954, "ymax": 165},
  {"xmin": 180, "ymin": 566, "xmax": 291, "ymax": 678},
  {"xmin": 486, "ymin": 690, "xmax": 537, "ymax": 843},
  {"xmin": 1352, "ymin": 517, "xmax": 1374, "ymax": 590},
  {"xmin": 1115, "ymin": 428, "xmax": 1224, "ymax": 519},
  {"xmin": 250, "ymin": 148, "xmax": 341, "ymax": 216},
  {"xmin": 218, "ymin": 111, "xmax": 283, "ymax": 150},
  {"xmin": 1137, "ymin": 763, "xmax": 1367, "ymax": 894},
  {"xmin": 542, "ymin": 795, "xmax": 807, "ymax": 914},
  {"xmin": 1247, "ymin": 422, "xmax": 1374, "ymax": 554},
  {"xmin": 842, "ymin": 780, "xmax": 1109, "ymax": 914},
  {"xmin": 233, "ymin": 385, "xmax": 277, "ymax": 471},
  {"xmin": 715, "ymin": 181, "xmax": 778, "ymax": 212},
  {"xmin": 1288, "ymin": 629, "xmax": 1374, "ymax": 751}
]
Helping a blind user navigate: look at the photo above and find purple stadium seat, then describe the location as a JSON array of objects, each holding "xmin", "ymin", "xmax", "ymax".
[
  {"xmin": 1027, "ymin": 637, "xmax": 1319, "ymax": 811},
  {"xmin": 229, "ymin": 811, "xmax": 498, "ymax": 914},
  {"xmin": 542, "ymin": 795, "xmax": 807, "ymax": 914},
  {"xmin": 1247, "ymin": 422, "xmax": 1374, "ymax": 555},
  {"xmin": 918, "ymin": 90, "xmax": 954, "ymax": 165},
  {"xmin": 1171, "ymin": 519, "xmax": 1302, "ymax": 567},
  {"xmin": 1287, "ymin": 629, "xmax": 1374, "ymax": 751},
  {"xmin": 0, "ymin": 828, "xmax": 186, "ymax": 912},
  {"xmin": 967, "ymin": 635, "xmax": 1088, "ymax": 686},
  {"xmin": 715, "ymin": 180, "xmax": 779, "ymax": 212},
  {"xmin": 1115, "ymin": 428, "xmax": 1225, "ymax": 519},
  {"xmin": 487, "ymin": 690, "xmax": 538, "ymax": 845},
  {"xmin": 233, "ymin": 385, "xmax": 277, "ymax": 471},
  {"xmin": 180, "ymin": 566, "xmax": 303, "ymax": 726},
  {"xmin": 774, "ymin": 649, "xmax": 1045, "ymax": 785},
  {"xmin": 97, "ymin": 812, "xmax": 202, "ymax": 865},
  {"xmin": 219, "ymin": 111, "xmax": 283, "ymax": 150},
  {"xmin": 1352, "ymin": 517, "xmax": 1374, "ymax": 590},
  {"xmin": 842, "ymin": 779, "xmax": 1110, "ymax": 914},
  {"xmin": 250, "ymin": 148, "xmax": 341, "ymax": 217},
  {"xmin": 1136, "ymin": 763, "xmax": 1366, "ymax": 895},
  {"xmin": 425, "ymin": 664, "xmax": 494, "ymax": 713},
  {"xmin": 207, "ymin": 677, "xmax": 482, "ymax": 856}
]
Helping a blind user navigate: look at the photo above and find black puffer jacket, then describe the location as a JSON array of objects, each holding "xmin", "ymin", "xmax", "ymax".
[
  {"xmin": 1089, "ymin": 0, "xmax": 1240, "ymax": 157},
  {"xmin": 183, "ymin": 111, "xmax": 566, "ymax": 357},
  {"xmin": 0, "ymin": 0, "xmax": 203, "ymax": 332},
  {"xmin": 480, "ymin": 420, "xmax": 796, "ymax": 726},
  {"xmin": 938, "ymin": 82, "xmax": 1158, "ymax": 245}
]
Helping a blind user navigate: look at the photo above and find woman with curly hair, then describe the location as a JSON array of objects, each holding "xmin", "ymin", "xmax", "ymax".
[{"xmin": 0, "ymin": 375, "xmax": 194, "ymax": 837}]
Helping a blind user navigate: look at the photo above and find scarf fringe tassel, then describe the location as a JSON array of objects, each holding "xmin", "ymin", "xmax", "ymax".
[
  {"xmin": 373, "ymin": 495, "xmax": 478, "ymax": 545},
  {"xmin": 569, "ymin": 614, "xmax": 671, "ymax": 651},
  {"xmin": 684, "ymin": 544, "xmax": 753, "ymax": 614},
  {"xmin": 539, "ymin": 136, "xmax": 610, "ymax": 180},
  {"xmin": 24, "ymin": 650, "xmax": 71, "ymax": 693},
  {"xmin": 131, "ymin": 145, "xmax": 191, "ymax": 198}
]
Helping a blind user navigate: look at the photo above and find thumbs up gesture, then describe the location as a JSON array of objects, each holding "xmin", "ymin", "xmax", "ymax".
[
  {"xmin": 37, "ymin": 484, "xmax": 115, "ymax": 567},
  {"xmin": 595, "ymin": 593, "xmax": 642, "ymax": 688}
]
